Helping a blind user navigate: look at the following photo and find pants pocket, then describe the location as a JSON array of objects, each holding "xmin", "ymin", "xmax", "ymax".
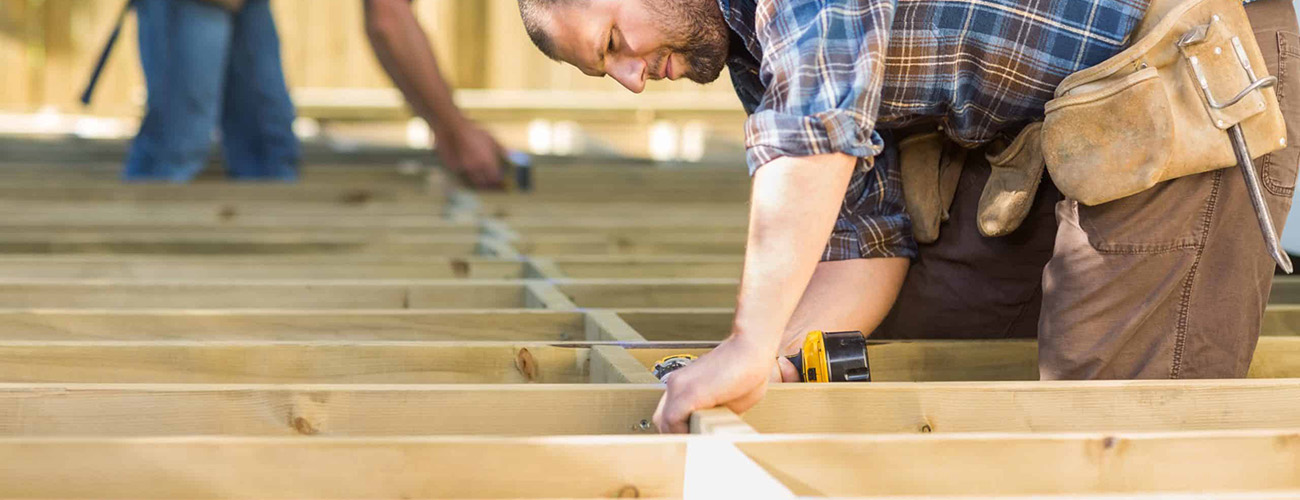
[
  {"xmin": 1076, "ymin": 169, "xmax": 1216, "ymax": 253},
  {"xmin": 1262, "ymin": 30, "xmax": 1300, "ymax": 197}
]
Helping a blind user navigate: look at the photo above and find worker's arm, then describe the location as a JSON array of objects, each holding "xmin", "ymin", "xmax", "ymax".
[
  {"xmin": 652, "ymin": 152, "xmax": 858, "ymax": 433},
  {"xmin": 363, "ymin": 0, "xmax": 502, "ymax": 187}
]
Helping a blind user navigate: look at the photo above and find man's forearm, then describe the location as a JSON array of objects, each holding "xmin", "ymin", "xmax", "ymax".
[
  {"xmin": 731, "ymin": 153, "xmax": 858, "ymax": 355},
  {"xmin": 363, "ymin": 0, "xmax": 464, "ymax": 132}
]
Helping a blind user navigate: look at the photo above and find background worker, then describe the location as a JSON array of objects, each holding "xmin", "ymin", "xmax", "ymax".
[
  {"xmin": 125, "ymin": 0, "xmax": 299, "ymax": 182},
  {"xmin": 364, "ymin": 0, "xmax": 506, "ymax": 188},
  {"xmin": 515, "ymin": 0, "xmax": 1300, "ymax": 433}
]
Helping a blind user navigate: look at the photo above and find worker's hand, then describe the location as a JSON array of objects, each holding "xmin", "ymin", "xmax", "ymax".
[
  {"xmin": 434, "ymin": 120, "xmax": 504, "ymax": 189},
  {"xmin": 653, "ymin": 336, "xmax": 789, "ymax": 434}
]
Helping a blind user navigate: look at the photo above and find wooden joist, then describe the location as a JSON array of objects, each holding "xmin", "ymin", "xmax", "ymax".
[
  {"xmin": 1, "ymin": 431, "xmax": 1298, "ymax": 498},
  {"xmin": 0, "ymin": 281, "xmax": 537, "ymax": 310},
  {"xmin": 0, "ymin": 342, "xmax": 606, "ymax": 384},
  {"xmin": 0, "ymin": 256, "xmax": 524, "ymax": 280},
  {"xmin": 0, "ymin": 436, "xmax": 684, "ymax": 498},
  {"xmin": 625, "ymin": 337, "xmax": 1300, "ymax": 381},
  {"xmin": 555, "ymin": 279, "xmax": 739, "ymax": 308},
  {"xmin": 3, "ymin": 381, "xmax": 1300, "ymax": 437},
  {"xmin": 0, "ymin": 310, "xmax": 588, "ymax": 341},
  {"xmin": 737, "ymin": 430, "xmax": 1300, "ymax": 497},
  {"xmin": 515, "ymin": 233, "xmax": 745, "ymax": 256},
  {"xmin": 0, "ymin": 234, "xmax": 487, "ymax": 256}
]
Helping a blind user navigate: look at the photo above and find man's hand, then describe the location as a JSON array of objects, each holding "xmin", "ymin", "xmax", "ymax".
[
  {"xmin": 651, "ymin": 152, "xmax": 857, "ymax": 433},
  {"xmin": 435, "ymin": 121, "xmax": 504, "ymax": 189},
  {"xmin": 364, "ymin": 0, "xmax": 506, "ymax": 188},
  {"xmin": 652, "ymin": 336, "xmax": 800, "ymax": 433}
]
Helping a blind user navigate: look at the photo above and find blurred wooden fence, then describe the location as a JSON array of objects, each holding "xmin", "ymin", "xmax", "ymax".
[{"xmin": 0, "ymin": 0, "xmax": 741, "ymax": 118}]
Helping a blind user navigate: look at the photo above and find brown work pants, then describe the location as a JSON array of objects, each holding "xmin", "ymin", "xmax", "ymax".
[
  {"xmin": 877, "ymin": 0, "xmax": 1300, "ymax": 379},
  {"xmin": 1039, "ymin": 0, "xmax": 1300, "ymax": 379}
]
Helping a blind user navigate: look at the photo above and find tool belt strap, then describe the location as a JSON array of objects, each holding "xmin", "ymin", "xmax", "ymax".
[{"xmin": 1032, "ymin": 0, "xmax": 1286, "ymax": 206}]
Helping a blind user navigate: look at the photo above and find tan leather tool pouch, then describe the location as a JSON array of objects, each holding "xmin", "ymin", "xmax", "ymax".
[{"xmin": 1041, "ymin": 0, "xmax": 1286, "ymax": 206}]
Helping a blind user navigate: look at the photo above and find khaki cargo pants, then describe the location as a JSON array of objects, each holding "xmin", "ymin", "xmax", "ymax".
[{"xmin": 877, "ymin": 0, "xmax": 1300, "ymax": 379}]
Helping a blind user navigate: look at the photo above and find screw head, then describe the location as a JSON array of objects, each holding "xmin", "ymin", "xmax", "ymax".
[
  {"xmin": 1217, "ymin": 120, "xmax": 1227, "ymax": 127},
  {"xmin": 1212, "ymin": 14, "xmax": 1221, "ymax": 21},
  {"xmin": 1214, "ymin": 46, "xmax": 1222, "ymax": 55},
  {"xmin": 1281, "ymin": 137, "xmax": 1288, "ymax": 146}
]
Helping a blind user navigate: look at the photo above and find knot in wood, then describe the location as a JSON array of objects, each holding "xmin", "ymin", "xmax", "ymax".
[{"xmin": 515, "ymin": 347, "xmax": 538, "ymax": 382}]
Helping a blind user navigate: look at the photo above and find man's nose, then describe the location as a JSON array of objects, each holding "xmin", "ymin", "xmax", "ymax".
[{"xmin": 607, "ymin": 57, "xmax": 646, "ymax": 94}]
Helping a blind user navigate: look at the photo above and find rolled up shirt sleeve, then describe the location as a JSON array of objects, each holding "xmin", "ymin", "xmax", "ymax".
[
  {"xmin": 744, "ymin": 0, "xmax": 896, "ymax": 173},
  {"xmin": 741, "ymin": 0, "xmax": 914, "ymax": 261}
]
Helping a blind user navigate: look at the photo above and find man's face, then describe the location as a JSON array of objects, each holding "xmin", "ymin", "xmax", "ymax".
[{"xmin": 540, "ymin": 0, "xmax": 730, "ymax": 93}]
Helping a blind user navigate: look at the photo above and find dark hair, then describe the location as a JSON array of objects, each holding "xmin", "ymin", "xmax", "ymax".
[{"xmin": 517, "ymin": 0, "xmax": 584, "ymax": 61}]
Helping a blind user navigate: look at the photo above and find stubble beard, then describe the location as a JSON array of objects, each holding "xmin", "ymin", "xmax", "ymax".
[{"xmin": 650, "ymin": 0, "xmax": 730, "ymax": 83}]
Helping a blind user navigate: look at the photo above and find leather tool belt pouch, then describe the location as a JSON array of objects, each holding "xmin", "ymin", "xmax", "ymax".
[{"xmin": 1040, "ymin": 0, "xmax": 1286, "ymax": 206}]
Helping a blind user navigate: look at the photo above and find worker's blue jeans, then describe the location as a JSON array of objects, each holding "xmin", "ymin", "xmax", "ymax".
[{"xmin": 124, "ymin": 0, "xmax": 299, "ymax": 182}]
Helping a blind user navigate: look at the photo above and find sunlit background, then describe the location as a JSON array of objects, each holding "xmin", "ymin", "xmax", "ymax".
[{"xmin": 0, "ymin": 0, "xmax": 747, "ymax": 162}]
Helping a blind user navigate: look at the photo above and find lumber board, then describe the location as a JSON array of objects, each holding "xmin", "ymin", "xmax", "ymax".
[
  {"xmin": 3, "ymin": 432, "xmax": 1296, "ymax": 498},
  {"xmin": 4, "ymin": 381, "xmax": 1300, "ymax": 438},
  {"xmin": 0, "ymin": 199, "xmax": 446, "ymax": 217},
  {"xmin": 628, "ymin": 338, "xmax": 1300, "ymax": 381},
  {"xmin": 514, "ymin": 233, "xmax": 745, "ymax": 256},
  {"xmin": 691, "ymin": 408, "xmax": 758, "ymax": 435},
  {"xmin": 586, "ymin": 310, "xmax": 652, "ymax": 342},
  {"xmin": 0, "ymin": 256, "xmax": 524, "ymax": 280},
  {"xmin": 737, "ymin": 430, "xmax": 1300, "ymax": 496},
  {"xmin": 0, "ymin": 281, "xmax": 533, "ymax": 310},
  {"xmin": 0, "ymin": 234, "xmax": 486, "ymax": 256},
  {"xmin": 1263, "ymin": 304, "xmax": 1300, "ymax": 335},
  {"xmin": 547, "ymin": 255, "xmax": 743, "ymax": 279},
  {"xmin": 0, "ymin": 384, "xmax": 666, "ymax": 436},
  {"xmin": 590, "ymin": 345, "xmax": 662, "ymax": 384},
  {"xmin": 0, "ymin": 436, "xmax": 684, "ymax": 498},
  {"xmin": 511, "ymin": 223, "xmax": 748, "ymax": 237},
  {"xmin": 0, "ymin": 161, "xmax": 446, "ymax": 185},
  {"xmin": 617, "ymin": 309, "xmax": 734, "ymax": 341},
  {"xmin": 479, "ymin": 202, "xmax": 748, "ymax": 224},
  {"xmin": 0, "ymin": 310, "xmax": 587, "ymax": 341},
  {"xmin": 556, "ymin": 279, "xmax": 738, "ymax": 308},
  {"xmin": 0, "ymin": 341, "xmax": 594, "ymax": 384},
  {"xmin": 746, "ymin": 380, "xmax": 1300, "ymax": 434},
  {"xmin": 0, "ymin": 222, "xmax": 480, "ymax": 236},
  {"xmin": 0, "ymin": 210, "xmax": 450, "ymax": 228},
  {"xmin": 0, "ymin": 183, "xmax": 442, "ymax": 203}
]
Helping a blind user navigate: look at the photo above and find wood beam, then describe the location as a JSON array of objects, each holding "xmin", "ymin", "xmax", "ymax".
[
  {"xmin": 2, "ymin": 381, "xmax": 1300, "ymax": 437},
  {"xmin": 0, "ymin": 199, "xmax": 447, "ymax": 217},
  {"xmin": 737, "ymin": 430, "xmax": 1300, "ymax": 496},
  {"xmin": 549, "ymin": 255, "xmax": 742, "ymax": 279},
  {"xmin": 0, "ymin": 183, "xmax": 442, "ymax": 203},
  {"xmin": 555, "ymin": 279, "xmax": 738, "ymax": 308},
  {"xmin": 0, "ymin": 281, "xmax": 533, "ymax": 309},
  {"xmin": 0, "ymin": 234, "xmax": 484, "ymax": 256},
  {"xmin": 0, "ymin": 436, "xmax": 684, "ymax": 498},
  {"xmin": 0, "ymin": 384, "xmax": 664, "ymax": 436},
  {"xmin": 748, "ymin": 380, "xmax": 1300, "ymax": 434},
  {"xmin": 0, "ymin": 256, "xmax": 524, "ymax": 280},
  {"xmin": 585, "ymin": 310, "xmax": 651, "ymax": 342},
  {"xmin": 626, "ymin": 338, "xmax": 1300, "ymax": 381},
  {"xmin": 0, "ymin": 341, "xmax": 595, "ymax": 384},
  {"xmin": 0, "ymin": 310, "xmax": 587, "ymax": 341},
  {"xmin": 514, "ymin": 233, "xmax": 745, "ymax": 256},
  {"xmin": 590, "ymin": 345, "xmax": 661, "ymax": 384}
]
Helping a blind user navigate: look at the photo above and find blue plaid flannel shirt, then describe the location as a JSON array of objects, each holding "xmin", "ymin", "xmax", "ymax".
[{"xmin": 721, "ymin": 0, "xmax": 1149, "ymax": 260}]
